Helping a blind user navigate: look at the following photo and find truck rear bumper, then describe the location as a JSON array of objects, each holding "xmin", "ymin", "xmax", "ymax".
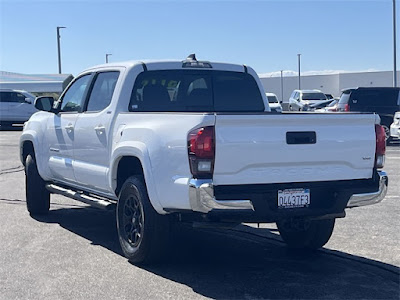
[
  {"xmin": 346, "ymin": 171, "xmax": 388, "ymax": 208},
  {"xmin": 189, "ymin": 179, "xmax": 255, "ymax": 213},
  {"xmin": 189, "ymin": 171, "xmax": 388, "ymax": 220}
]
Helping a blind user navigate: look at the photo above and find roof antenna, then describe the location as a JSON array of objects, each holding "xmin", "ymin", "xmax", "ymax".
[{"xmin": 187, "ymin": 53, "xmax": 197, "ymax": 61}]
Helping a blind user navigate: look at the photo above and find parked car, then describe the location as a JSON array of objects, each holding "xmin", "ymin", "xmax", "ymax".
[
  {"xmin": 20, "ymin": 56, "xmax": 388, "ymax": 264},
  {"xmin": 337, "ymin": 87, "xmax": 400, "ymax": 142},
  {"xmin": 325, "ymin": 93, "xmax": 334, "ymax": 100},
  {"xmin": 288, "ymin": 89, "xmax": 327, "ymax": 111},
  {"xmin": 265, "ymin": 92, "xmax": 282, "ymax": 112},
  {"xmin": 302, "ymin": 99, "xmax": 336, "ymax": 111},
  {"xmin": 390, "ymin": 111, "xmax": 400, "ymax": 140},
  {"xmin": 0, "ymin": 89, "xmax": 37, "ymax": 126},
  {"xmin": 315, "ymin": 99, "xmax": 339, "ymax": 112}
]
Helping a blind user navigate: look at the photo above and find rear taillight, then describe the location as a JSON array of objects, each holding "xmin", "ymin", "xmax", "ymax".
[
  {"xmin": 375, "ymin": 124, "xmax": 386, "ymax": 168},
  {"xmin": 344, "ymin": 104, "xmax": 350, "ymax": 112},
  {"xmin": 188, "ymin": 126, "xmax": 215, "ymax": 178}
]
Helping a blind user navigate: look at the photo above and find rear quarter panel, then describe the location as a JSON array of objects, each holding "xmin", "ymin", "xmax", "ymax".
[{"xmin": 112, "ymin": 113, "xmax": 215, "ymax": 212}]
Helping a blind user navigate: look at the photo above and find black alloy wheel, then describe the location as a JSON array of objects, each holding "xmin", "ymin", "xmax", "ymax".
[
  {"xmin": 116, "ymin": 176, "xmax": 170, "ymax": 264},
  {"xmin": 122, "ymin": 194, "xmax": 144, "ymax": 248}
]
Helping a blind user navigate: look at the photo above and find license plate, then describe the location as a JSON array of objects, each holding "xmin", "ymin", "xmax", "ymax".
[{"xmin": 278, "ymin": 188, "xmax": 310, "ymax": 208}]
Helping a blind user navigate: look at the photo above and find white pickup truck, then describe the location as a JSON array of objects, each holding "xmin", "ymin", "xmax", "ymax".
[{"xmin": 20, "ymin": 55, "xmax": 388, "ymax": 263}]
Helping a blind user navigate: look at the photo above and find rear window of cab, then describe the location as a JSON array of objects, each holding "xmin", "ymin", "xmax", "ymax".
[{"xmin": 129, "ymin": 70, "xmax": 264, "ymax": 112}]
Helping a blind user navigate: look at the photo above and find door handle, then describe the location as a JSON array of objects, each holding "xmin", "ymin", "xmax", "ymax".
[
  {"xmin": 94, "ymin": 125, "xmax": 106, "ymax": 134},
  {"xmin": 94, "ymin": 125, "xmax": 105, "ymax": 131},
  {"xmin": 65, "ymin": 124, "xmax": 74, "ymax": 131}
]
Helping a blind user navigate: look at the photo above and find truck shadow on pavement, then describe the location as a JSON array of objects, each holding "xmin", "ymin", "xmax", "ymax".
[{"xmin": 34, "ymin": 206, "xmax": 400, "ymax": 300}]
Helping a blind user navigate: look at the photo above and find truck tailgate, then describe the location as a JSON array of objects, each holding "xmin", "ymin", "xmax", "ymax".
[{"xmin": 213, "ymin": 113, "xmax": 377, "ymax": 185}]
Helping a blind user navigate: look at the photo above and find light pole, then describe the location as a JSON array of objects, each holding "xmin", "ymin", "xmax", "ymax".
[
  {"xmin": 57, "ymin": 26, "xmax": 66, "ymax": 74},
  {"xmin": 106, "ymin": 53, "xmax": 112, "ymax": 63},
  {"xmin": 280, "ymin": 70, "xmax": 284, "ymax": 102},
  {"xmin": 393, "ymin": 0, "xmax": 397, "ymax": 87},
  {"xmin": 297, "ymin": 54, "xmax": 301, "ymax": 89}
]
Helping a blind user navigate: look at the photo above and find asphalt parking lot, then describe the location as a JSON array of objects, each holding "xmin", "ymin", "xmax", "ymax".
[{"xmin": 0, "ymin": 130, "xmax": 399, "ymax": 300}]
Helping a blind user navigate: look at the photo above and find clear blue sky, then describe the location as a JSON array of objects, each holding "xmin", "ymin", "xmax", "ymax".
[{"xmin": 0, "ymin": 0, "xmax": 399, "ymax": 76}]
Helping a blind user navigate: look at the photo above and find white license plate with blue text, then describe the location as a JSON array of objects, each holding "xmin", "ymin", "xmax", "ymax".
[{"xmin": 278, "ymin": 188, "xmax": 310, "ymax": 208}]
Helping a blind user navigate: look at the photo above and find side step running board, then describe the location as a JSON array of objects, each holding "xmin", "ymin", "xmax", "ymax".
[{"xmin": 46, "ymin": 184, "xmax": 115, "ymax": 210}]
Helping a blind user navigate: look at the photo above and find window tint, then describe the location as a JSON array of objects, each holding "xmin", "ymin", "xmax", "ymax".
[
  {"xmin": 0, "ymin": 92, "xmax": 13, "ymax": 103},
  {"xmin": 267, "ymin": 95, "xmax": 279, "ymax": 103},
  {"xmin": 60, "ymin": 75, "xmax": 91, "ymax": 112},
  {"xmin": 352, "ymin": 89, "xmax": 400, "ymax": 107},
  {"xmin": 131, "ymin": 71, "xmax": 212, "ymax": 112},
  {"xmin": 0, "ymin": 92, "xmax": 26, "ymax": 103},
  {"xmin": 302, "ymin": 93, "xmax": 327, "ymax": 101},
  {"xmin": 213, "ymin": 72, "xmax": 264, "ymax": 111},
  {"xmin": 86, "ymin": 72, "xmax": 119, "ymax": 112},
  {"xmin": 129, "ymin": 70, "xmax": 264, "ymax": 112}
]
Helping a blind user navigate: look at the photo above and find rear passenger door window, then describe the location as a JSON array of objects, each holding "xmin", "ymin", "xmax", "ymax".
[{"xmin": 86, "ymin": 71, "xmax": 119, "ymax": 112}]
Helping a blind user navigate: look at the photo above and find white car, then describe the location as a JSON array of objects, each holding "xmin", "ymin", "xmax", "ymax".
[
  {"xmin": 288, "ymin": 89, "xmax": 328, "ymax": 111},
  {"xmin": 0, "ymin": 89, "xmax": 37, "ymax": 125},
  {"xmin": 20, "ymin": 56, "xmax": 388, "ymax": 264},
  {"xmin": 390, "ymin": 111, "xmax": 400, "ymax": 139},
  {"xmin": 265, "ymin": 92, "xmax": 282, "ymax": 112}
]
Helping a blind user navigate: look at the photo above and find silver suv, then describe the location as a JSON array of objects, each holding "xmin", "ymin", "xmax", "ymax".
[
  {"xmin": 0, "ymin": 89, "xmax": 37, "ymax": 126},
  {"xmin": 288, "ymin": 89, "xmax": 327, "ymax": 111}
]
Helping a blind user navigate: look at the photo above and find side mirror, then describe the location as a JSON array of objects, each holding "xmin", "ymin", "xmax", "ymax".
[
  {"xmin": 35, "ymin": 96, "xmax": 56, "ymax": 112},
  {"xmin": 279, "ymin": 100, "xmax": 283, "ymax": 104},
  {"xmin": 24, "ymin": 98, "xmax": 32, "ymax": 104}
]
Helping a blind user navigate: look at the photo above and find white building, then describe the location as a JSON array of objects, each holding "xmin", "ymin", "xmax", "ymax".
[
  {"xmin": 259, "ymin": 70, "xmax": 400, "ymax": 105},
  {"xmin": 0, "ymin": 71, "xmax": 73, "ymax": 93}
]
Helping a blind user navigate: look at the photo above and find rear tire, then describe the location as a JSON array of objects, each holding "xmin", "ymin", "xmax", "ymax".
[
  {"xmin": 116, "ymin": 176, "xmax": 170, "ymax": 264},
  {"xmin": 25, "ymin": 154, "xmax": 50, "ymax": 215},
  {"xmin": 277, "ymin": 218, "xmax": 335, "ymax": 250}
]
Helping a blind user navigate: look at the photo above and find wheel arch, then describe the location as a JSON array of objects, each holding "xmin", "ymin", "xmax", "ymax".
[
  {"xmin": 114, "ymin": 156, "xmax": 144, "ymax": 196},
  {"xmin": 20, "ymin": 131, "xmax": 40, "ymax": 167},
  {"xmin": 21, "ymin": 140, "xmax": 35, "ymax": 167},
  {"xmin": 110, "ymin": 145, "xmax": 165, "ymax": 214}
]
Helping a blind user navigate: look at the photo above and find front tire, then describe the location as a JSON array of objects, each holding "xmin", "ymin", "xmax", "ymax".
[
  {"xmin": 116, "ymin": 176, "xmax": 170, "ymax": 264},
  {"xmin": 25, "ymin": 154, "xmax": 50, "ymax": 215},
  {"xmin": 277, "ymin": 218, "xmax": 335, "ymax": 250}
]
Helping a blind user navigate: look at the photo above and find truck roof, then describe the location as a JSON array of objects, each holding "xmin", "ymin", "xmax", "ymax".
[{"xmin": 81, "ymin": 59, "xmax": 251, "ymax": 75}]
